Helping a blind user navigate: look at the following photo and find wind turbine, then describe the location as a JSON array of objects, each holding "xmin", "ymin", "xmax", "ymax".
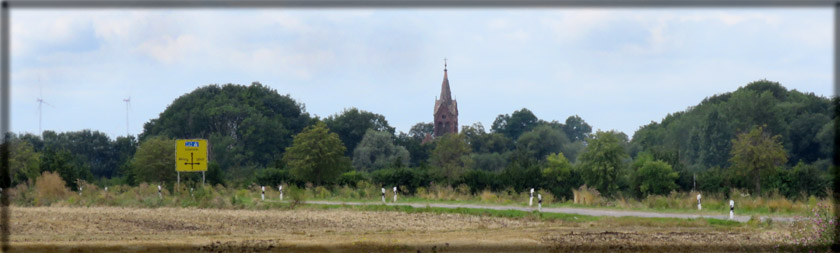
[
  {"xmin": 36, "ymin": 82, "xmax": 54, "ymax": 136},
  {"xmin": 123, "ymin": 96, "xmax": 131, "ymax": 137}
]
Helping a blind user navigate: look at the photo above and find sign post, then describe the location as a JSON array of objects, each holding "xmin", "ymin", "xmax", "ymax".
[
  {"xmin": 529, "ymin": 188, "xmax": 534, "ymax": 207},
  {"xmin": 729, "ymin": 200, "xmax": 735, "ymax": 220},
  {"xmin": 697, "ymin": 193, "xmax": 702, "ymax": 210},
  {"xmin": 176, "ymin": 139, "xmax": 209, "ymax": 188}
]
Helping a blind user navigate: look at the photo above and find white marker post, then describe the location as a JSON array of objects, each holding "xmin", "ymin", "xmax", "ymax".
[
  {"xmin": 158, "ymin": 185, "xmax": 162, "ymax": 199},
  {"xmin": 381, "ymin": 187, "xmax": 386, "ymax": 203},
  {"xmin": 261, "ymin": 186, "xmax": 265, "ymax": 201},
  {"xmin": 697, "ymin": 193, "xmax": 702, "ymax": 210},
  {"xmin": 278, "ymin": 185, "xmax": 283, "ymax": 201},
  {"xmin": 79, "ymin": 186, "xmax": 83, "ymax": 196},
  {"xmin": 104, "ymin": 186, "xmax": 108, "ymax": 192},
  {"xmin": 393, "ymin": 186, "xmax": 398, "ymax": 202},
  {"xmin": 729, "ymin": 200, "xmax": 735, "ymax": 220},
  {"xmin": 529, "ymin": 188, "xmax": 534, "ymax": 207},
  {"xmin": 538, "ymin": 194, "xmax": 542, "ymax": 212},
  {"xmin": 190, "ymin": 188, "xmax": 194, "ymax": 197}
]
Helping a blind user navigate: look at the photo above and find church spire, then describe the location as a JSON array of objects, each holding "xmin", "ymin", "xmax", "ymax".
[{"xmin": 440, "ymin": 58, "xmax": 452, "ymax": 102}]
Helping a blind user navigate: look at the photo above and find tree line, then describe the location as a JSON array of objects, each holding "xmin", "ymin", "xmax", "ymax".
[{"xmin": 8, "ymin": 80, "xmax": 836, "ymax": 200}]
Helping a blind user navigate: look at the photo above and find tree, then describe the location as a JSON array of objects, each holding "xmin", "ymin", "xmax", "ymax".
[
  {"xmin": 40, "ymin": 148, "xmax": 91, "ymax": 190},
  {"xmin": 729, "ymin": 125, "xmax": 787, "ymax": 195},
  {"xmin": 516, "ymin": 125, "xmax": 569, "ymax": 161},
  {"xmin": 578, "ymin": 130, "xmax": 629, "ymax": 196},
  {"xmin": 131, "ymin": 136, "xmax": 176, "ymax": 184},
  {"xmin": 324, "ymin": 107, "xmax": 395, "ymax": 156},
  {"xmin": 563, "ymin": 115, "xmax": 592, "ymax": 143},
  {"xmin": 283, "ymin": 122, "xmax": 351, "ymax": 185},
  {"xmin": 9, "ymin": 139, "xmax": 40, "ymax": 186},
  {"xmin": 634, "ymin": 160, "xmax": 679, "ymax": 196},
  {"xmin": 429, "ymin": 133, "xmax": 473, "ymax": 184},
  {"xmin": 491, "ymin": 108, "xmax": 539, "ymax": 140},
  {"xmin": 352, "ymin": 129, "xmax": 410, "ymax": 171},
  {"xmin": 140, "ymin": 83, "xmax": 311, "ymax": 178},
  {"xmin": 408, "ymin": 122, "xmax": 434, "ymax": 139},
  {"xmin": 542, "ymin": 152, "xmax": 574, "ymax": 198}
]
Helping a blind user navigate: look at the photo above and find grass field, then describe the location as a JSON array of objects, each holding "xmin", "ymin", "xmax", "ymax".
[{"xmin": 8, "ymin": 204, "xmax": 795, "ymax": 252}]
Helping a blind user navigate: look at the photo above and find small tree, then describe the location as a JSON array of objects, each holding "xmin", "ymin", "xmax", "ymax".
[
  {"xmin": 634, "ymin": 160, "xmax": 679, "ymax": 196},
  {"xmin": 729, "ymin": 125, "xmax": 787, "ymax": 195},
  {"xmin": 131, "ymin": 136, "xmax": 176, "ymax": 184},
  {"xmin": 284, "ymin": 122, "xmax": 351, "ymax": 186},
  {"xmin": 352, "ymin": 129, "xmax": 410, "ymax": 171},
  {"xmin": 429, "ymin": 133, "xmax": 473, "ymax": 184},
  {"xmin": 578, "ymin": 130, "xmax": 628, "ymax": 196}
]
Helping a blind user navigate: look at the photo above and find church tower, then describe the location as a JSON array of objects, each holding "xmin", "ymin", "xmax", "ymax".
[{"xmin": 434, "ymin": 60, "xmax": 458, "ymax": 137}]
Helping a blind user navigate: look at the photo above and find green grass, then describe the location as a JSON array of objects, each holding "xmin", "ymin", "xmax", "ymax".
[{"xmin": 303, "ymin": 202, "xmax": 747, "ymax": 229}]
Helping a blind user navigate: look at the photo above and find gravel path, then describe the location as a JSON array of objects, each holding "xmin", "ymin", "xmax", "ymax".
[{"xmin": 306, "ymin": 200, "xmax": 796, "ymax": 223}]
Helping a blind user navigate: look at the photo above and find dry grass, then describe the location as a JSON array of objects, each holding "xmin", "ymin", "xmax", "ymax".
[
  {"xmin": 34, "ymin": 171, "xmax": 69, "ymax": 205},
  {"xmin": 8, "ymin": 205, "xmax": 784, "ymax": 252}
]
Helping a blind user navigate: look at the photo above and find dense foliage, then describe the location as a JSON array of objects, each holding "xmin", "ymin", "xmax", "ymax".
[{"xmin": 9, "ymin": 80, "xmax": 834, "ymax": 202}]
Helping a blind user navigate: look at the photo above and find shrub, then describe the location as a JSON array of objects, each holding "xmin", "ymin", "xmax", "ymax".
[
  {"xmin": 572, "ymin": 185, "xmax": 601, "ymax": 206},
  {"xmin": 338, "ymin": 171, "xmax": 368, "ymax": 187},
  {"xmin": 34, "ymin": 171, "xmax": 70, "ymax": 205},
  {"xmin": 255, "ymin": 168, "xmax": 292, "ymax": 188},
  {"xmin": 772, "ymin": 203, "xmax": 836, "ymax": 251},
  {"xmin": 287, "ymin": 185, "xmax": 306, "ymax": 209}
]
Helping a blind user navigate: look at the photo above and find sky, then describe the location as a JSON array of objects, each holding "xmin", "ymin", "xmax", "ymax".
[{"xmin": 8, "ymin": 8, "xmax": 833, "ymax": 140}]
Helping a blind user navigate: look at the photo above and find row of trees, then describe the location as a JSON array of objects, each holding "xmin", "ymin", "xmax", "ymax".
[{"xmin": 8, "ymin": 80, "xmax": 836, "ymax": 201}]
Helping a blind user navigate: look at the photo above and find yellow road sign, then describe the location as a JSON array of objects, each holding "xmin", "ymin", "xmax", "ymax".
[{"xmin": 176, "ymin": 139, "xmax": 208, "ymax": 172}]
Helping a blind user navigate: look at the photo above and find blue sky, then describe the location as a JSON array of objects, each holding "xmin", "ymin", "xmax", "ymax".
[{"xmin": 9, "ymin": 8, "xmax": 833, "ymax": 139}]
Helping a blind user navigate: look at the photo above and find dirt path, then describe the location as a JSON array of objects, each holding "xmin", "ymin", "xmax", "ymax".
[{"xmin": 306, "ymin": 200, "xmax": 795, "ymax": 223}]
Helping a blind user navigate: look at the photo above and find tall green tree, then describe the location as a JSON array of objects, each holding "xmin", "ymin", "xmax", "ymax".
[
  {"xmin": 324, "ymin": 107, "xmax": 395, "ymax": 156},
  {"xmin": 140, "ymin": 83, "xmax": 311, "ymax": 177},
  {"xmin": 283, "ymin": 122, "xmax": 351, "ymax": 185},
  {"xmin": 491, "ymin": 108, "xmax": 539, "ymax": 140},
  {"xmin": 563, "ymin": 115, "xmax": 592, "ymax": 143},
  {"xmin": 516, "ymin": 125, "xmax": 570, "ymax": 161},
  {"xmin": 429, "ymin": 133, "xmax": 473, "ymax": 184},
  {"xmin": 353, "ymin": 129, "xmax": 410, "ymax": 171},
  {"xmin": 10, "ymin": 139, "xmax": 40, "ymax": 186},
  {"xmin": 729, "ymin": 125, "xmax": 788, "ymax": 195},
  {"xmin": 40, "ymin": 148, "xmax": 91, "ymax": 190},
  {"xmin": 131, "ymin": 136, "xmax": 176, "ymax": 184},
  {"xmin": 578, "ymin": 130, "xmax": 629, "ymax": 196}
]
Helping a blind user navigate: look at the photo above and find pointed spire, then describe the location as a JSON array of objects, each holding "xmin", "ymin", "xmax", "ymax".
[{"xmin": 440, "ymin": 59, "xmax": 452, "ymax": 102}]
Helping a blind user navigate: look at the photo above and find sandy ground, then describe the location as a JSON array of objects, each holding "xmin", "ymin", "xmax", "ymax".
[{"xmin": 6, "ymin": 206, "xmax": 783, "ymax": 252}]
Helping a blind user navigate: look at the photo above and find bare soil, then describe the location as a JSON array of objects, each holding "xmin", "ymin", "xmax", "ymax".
[{"xmin": 6, "ymin": 206, "xmax": 782, "ymax": 252}]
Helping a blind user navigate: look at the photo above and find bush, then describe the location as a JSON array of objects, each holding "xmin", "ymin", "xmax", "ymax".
[
  {"xmin": 255, "ymin": 168, "xmax": 291, "ymax": 188},
  {"xmin": 572, "ymin": 185, "xmax": 601, "ymax": 206},
  {"xmin": 338, "ymin": 171, "xmax": 368, "ymax": 187},
  {"xmin": 35, "ymin": 171, "xmax": 70, "ymax": 205},
  {"xmin": 370, "ymin": 167, "xmax": 430, "ymax": 194},
  {"xmin": 286, "ymin": 184, "xmax": 306, "ymax": 209},
  {"xmin": 772, "ymin": 203, "xmax": 836, "ymax": 251}
]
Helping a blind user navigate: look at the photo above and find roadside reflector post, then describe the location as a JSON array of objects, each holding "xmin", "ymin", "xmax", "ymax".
[
  {"xmin": 105, "ymin": 186, "xmax": 108, "ymax": 192},
  {"xmin": 538, "ymin": 194, "xmax": 542, "ymax": 212},
  {"xmin": 261, "ymin": 186, "xmax": 265, "ymax": 201},
  {"xmin": 79, "ymin": 186, "xmax": 82, "ymax": 196},
  {"xmin": 381, "ymin": 187, "xmax": 386, "ymax": 203},
  {"xmin": 158, "ymin": 185, "xmax": 162, "ymax": 199},
  {"xmin": 697, "ymin": 193, "xmax": 702, "ymax": 210},
  {"xmin": 393, "ymin": 186, "xmax": 397, "ymax": 202},
  {"xmin": 729, "ymin": 200, "xmax": 735, "ymax": 220},
  {"xmin": 190, "ymin": 187, "xmax": 194, "ymax": 197},
  {"xmin": 278, "ymin": 185, "xmax": 283, "ymax": 201},
  {"xmin": 529, "ymin": 188, "xmax": 534, "ymax": 207}
]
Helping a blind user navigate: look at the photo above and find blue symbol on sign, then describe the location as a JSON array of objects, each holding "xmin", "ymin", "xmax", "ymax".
[{"xmin": 185, "ymin": 141, "xmax": 199, "ymax": 147}]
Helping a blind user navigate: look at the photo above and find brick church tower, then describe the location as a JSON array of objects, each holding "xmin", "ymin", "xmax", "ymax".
[{"xmin": 433, "ymin": 61, "xmax": 458, "ymax": 137}]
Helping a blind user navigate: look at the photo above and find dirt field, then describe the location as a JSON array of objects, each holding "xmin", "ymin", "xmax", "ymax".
[{"xmin": 7, "ymin": 206, "xmax": 783, "ymax": 252}]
